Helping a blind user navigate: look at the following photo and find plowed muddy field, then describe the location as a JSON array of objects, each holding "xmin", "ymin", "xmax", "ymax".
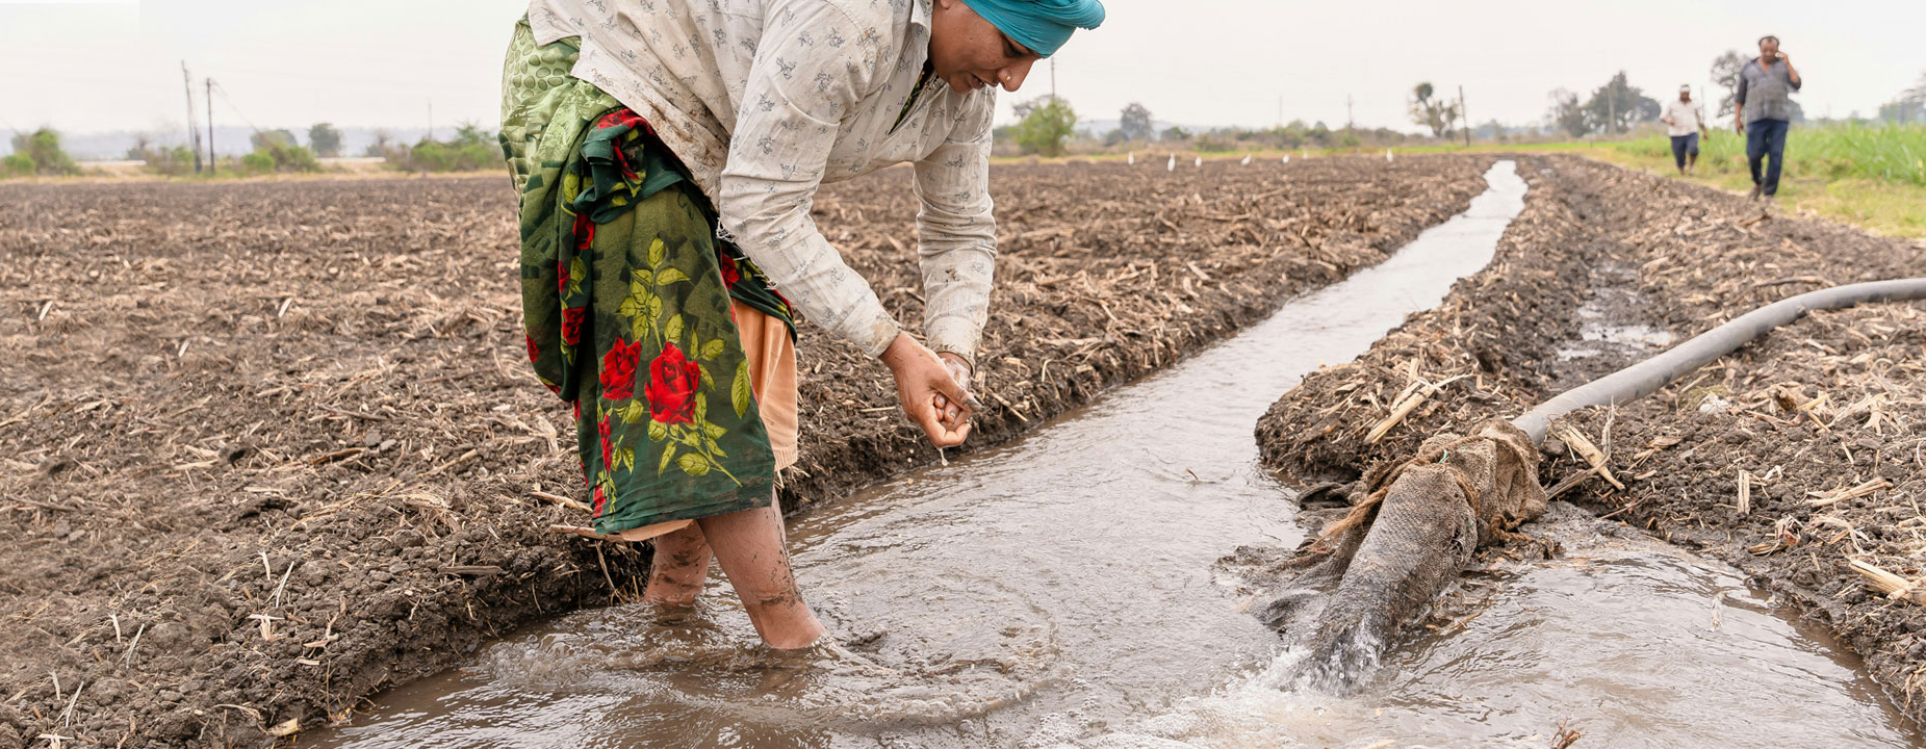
[
  {"xmin": 1258, "ymin": 155, "xmax": 1926, "ymax": 725},
  {"xmin": 0, "ymin": 155, "xmax": 1491, "ymax": 748}
]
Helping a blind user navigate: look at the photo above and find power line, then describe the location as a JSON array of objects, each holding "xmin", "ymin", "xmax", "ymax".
[
  {"xmin": 181, "ymin": 61, "xmax": 203, "ymax": 173},
  {"xmin": 210, "ymin": 80, "xmax": 265, "ymax": 135}
]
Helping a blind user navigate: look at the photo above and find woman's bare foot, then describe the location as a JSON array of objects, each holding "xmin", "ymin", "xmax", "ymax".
[
  {"xmin": 697, "ymin": 496, "xmax": 827, "ymax": 649},
  {"xmin": 641, "ymin": 522, "xmax": 713, "ymax": 605}
]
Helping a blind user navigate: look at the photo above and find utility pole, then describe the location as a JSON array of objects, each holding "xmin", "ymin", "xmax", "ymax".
[
  {"xmin": 1609, "ymin": 88, "xmax": 1617, "ymax": 137},
  {"xmin": 1459, "ymin": 85, "xmax": 1470, "ymax": 147},
  {"xmin": 1346, "ymin": 95, "xmax": 1354, "ymax": 130},
  {"xmin": 181, "ymin": 62, "xmax": 202, "ymax": 173},
  {"xmin": 427, "ymin": 98, "xmax": 434, "ymax": 142},
  {"xmin": 206, "ymin": 78, "xmax": 216, "ymax": 173},
  {"xmin": 1050, "ymin": 58, "xmax": 1056, "ymax": 102}
]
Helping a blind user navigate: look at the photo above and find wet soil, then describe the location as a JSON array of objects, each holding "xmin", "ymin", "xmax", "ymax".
[
  {"xmin": 0, "ymin": 155, "xmax": 1491, "ymax": 748},
  {"xmin": 1256, "ymin": 154, "xmax": 1926, "ymax": 723}
]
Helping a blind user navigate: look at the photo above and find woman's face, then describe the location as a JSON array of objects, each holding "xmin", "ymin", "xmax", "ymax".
[{"xmin": 928, "ymin": 0, "xmax": 1040, "ymax": 94}]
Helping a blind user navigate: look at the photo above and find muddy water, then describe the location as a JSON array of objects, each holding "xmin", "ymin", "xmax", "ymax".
[{"xmin": 309, "ymin": 162, "xmax": 1914, "ymax": 748}]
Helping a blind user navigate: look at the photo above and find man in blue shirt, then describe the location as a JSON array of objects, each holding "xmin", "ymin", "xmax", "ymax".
[{"xmin": 1734, "ymin": 34, "xmax": 1803, "ymax": 201}]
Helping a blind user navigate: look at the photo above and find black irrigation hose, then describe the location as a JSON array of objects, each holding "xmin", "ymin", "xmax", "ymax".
[{"xmin": 1513, "ymin": 278, "xmax": 1926, "ymax": 445}]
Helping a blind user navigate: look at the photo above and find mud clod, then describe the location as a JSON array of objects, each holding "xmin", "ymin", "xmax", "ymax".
[
  {"xmin": 0, "ymin": 156, "xmax": 1492, "ymax": 746},
  {"xmin": 1256, "ymin": 154, "xmax": 1926, "ymax": 722}
]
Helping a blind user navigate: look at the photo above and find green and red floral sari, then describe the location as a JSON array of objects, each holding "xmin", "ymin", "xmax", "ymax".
[{"xmin": 500, "ymin": 21, "xmax": 794, "ymax": 534}]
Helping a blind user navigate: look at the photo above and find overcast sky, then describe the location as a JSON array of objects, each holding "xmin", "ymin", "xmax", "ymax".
[{"xmin": 3, "ymin": 0, "xmax": 1921, "ymax": 141}]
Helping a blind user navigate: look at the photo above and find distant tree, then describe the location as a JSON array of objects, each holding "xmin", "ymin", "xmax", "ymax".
[
  {"xmin": 1901, "ymin": 72, "xmax": 1926, "ymax": 118},
  {"xmin": 241, "ymin": 140, "xmax": 320, "ymax": 174},
  {"xmin": 1880, "ymin": 99, "xmax": 1926, "ymax": 124},
  {"xmin": 365, "ymin": 128, "xmax": 395, "ymax": 158},
  {"xmin": 143, "ymin": 146, "xmax": 197, "ymax": 176},
  {"xmin": 1408, "ymin": 82, "xmax": 1461, "ymax": 139},
  {"xmin": 1886, "ymin": 73, "xmax": 1926, "ymax": 124},
  {"xmin": 1118, "ymin": 102, "xmax": 1154, "ymax": 142},
  {"xmin": 1307, "ymin": 121, "xmax": 1332, "ymax": 148},
  {"xmin": 308, "ymin": 123, "xmax": 343, "ymax": 157},
  {"xmin": 1476, "ymin": 119, "xmax": 1508, "ymax": 142},
  {"xmin": 1161, "ymin": 125, "xmax": 1190, "ymax": 141},
  {"xmin": 1012, "ymin": 96, "xmax": 1077, "ymax": 157},
  {"xmin": 451, "ymin": 121, "xmax": 491, "ymax": 147},
  {"xmin": 1583, "ymin": 71, "xmax": 1659, "ymax": 134},
  {"xmin": 1103, "ymin": 129, "xmax": 1126, "ymax": 146},
  {"xmin": 5, "ymin": 128, "xmax": 80, "ymax": 176},
  {"xmin": 250, "ymin": 129, "xmax": 298, "ymax": 151},
  {"xmin": 1546, "ymin": 88, "xmax": 1589, "ymax": 138},
  {"xmin": 1011, "ymin": 97, "xmax": 1042, "ymax": 120},
  {"xmin": 1710, "ymin": 50, "xmax": 1748, "ymax": 118},
  {"xmin": 125, "ymin": 132, "xmax": 154, "ymax": 161},
  {"xmin": 1194, "ymin": 130, "xmax": 1235, "ymax": 153}
]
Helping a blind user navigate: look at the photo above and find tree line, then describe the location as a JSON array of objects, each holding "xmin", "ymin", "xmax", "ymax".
[
  {"xmin": 4, "ymin": 120, "xmax": 505, "ymax": 178},
  {"xmin": 1540, "ymin": 55, "xmax": 1926, "ymax": 138},
  {"xmin": 996, "ymin": 97, "xmax": 1430, "ymax": 158}
]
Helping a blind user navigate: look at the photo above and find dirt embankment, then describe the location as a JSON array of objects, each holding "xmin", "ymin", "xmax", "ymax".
[
  {"xmin": 0, "ymin": 155, "xmax": 1491, "ymax": 747},
  {"xmin": 1256, "ymin": 154, "xmax": 1926, "ymax": 721}
]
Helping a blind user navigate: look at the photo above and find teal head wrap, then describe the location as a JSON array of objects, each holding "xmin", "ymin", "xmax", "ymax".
[{"xmin": 961, "ymin": 0, "xmax": 1106, "ymax": 58}]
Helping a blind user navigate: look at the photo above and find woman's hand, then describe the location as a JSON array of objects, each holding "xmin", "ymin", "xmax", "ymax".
[
  {"xmin": 934, "ymin": 352, "xmax": 982, "ymax": 427},
  {"xmin": 880, "ymin": 333, "xmax": 974, "ymax": 447}
]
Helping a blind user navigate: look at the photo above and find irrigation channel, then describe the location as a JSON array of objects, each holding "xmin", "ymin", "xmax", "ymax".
[{"xmin": 310, "ymin": 162, "xmax": 1915, "ymax": 748}]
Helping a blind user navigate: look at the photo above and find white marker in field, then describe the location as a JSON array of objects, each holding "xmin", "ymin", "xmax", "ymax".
[
  {"xmin": 1301, "ymin": 150, "xmax": 1308, "ymax": 160},
  {"xmin": 1167, "ymin": 154, "xmax": 1176, "ymax": 172},
  {"xmin": 1386, "ymin": 149, "xmax": 1394, "ymax": 162},
  {"xmin": 1127, "ymin": 152, "xmax": 1134, "ymax": 165},
  {"xmin": 1241, "ymin": 153, "xmax": 1252, "ymax": 166},
  {"xmin": 1193, "ymin": 156, "xmax": 1202, "ymax": 168},
  {"xmin": 1281, "ymin": 155, "xmax": 1290, "ymax": 164}
]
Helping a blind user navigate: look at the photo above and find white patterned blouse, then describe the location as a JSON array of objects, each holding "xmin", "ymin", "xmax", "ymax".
[{"xmin": 527, "ymin": 0, "xmax": 999, "ymax": 365}]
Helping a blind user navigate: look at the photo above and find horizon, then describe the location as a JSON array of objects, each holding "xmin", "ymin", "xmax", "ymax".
[{"xmin": 2, "ymin": 0, "xmax": 1921, "ymax": 147}]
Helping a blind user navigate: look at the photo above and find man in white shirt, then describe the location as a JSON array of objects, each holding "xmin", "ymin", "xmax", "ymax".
[{"xmin": 1661, "ymin": 84, "xmax": 1708, "ymax": 175}]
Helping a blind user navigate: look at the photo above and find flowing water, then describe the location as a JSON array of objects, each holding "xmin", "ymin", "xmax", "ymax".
[{"xmin": 308, "ymin": 162, "xmax": 1916, "ymax": 748}]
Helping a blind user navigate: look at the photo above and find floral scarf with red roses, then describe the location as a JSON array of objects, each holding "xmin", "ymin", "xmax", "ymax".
[{"xmin": 503, "ymin": 23, "xmax": 794, "ymax": 534}]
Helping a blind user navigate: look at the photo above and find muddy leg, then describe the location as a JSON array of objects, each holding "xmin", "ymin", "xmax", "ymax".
[
  {"xmin": 697, "ymin": 492, "xmax": 825, "ymax": 649},
  {"xmin": 641, "ymin": 523, "xmax": 714, "ymax": 605}
]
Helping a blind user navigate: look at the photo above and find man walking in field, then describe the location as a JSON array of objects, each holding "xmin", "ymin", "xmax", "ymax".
[
  {"xmin": 1661, "ymin": 84, "xmax": 1708, "ymax": 175},
  {"xmin": 1735, "ymin": 34, "xmax": 1802, "ymax": 200}
]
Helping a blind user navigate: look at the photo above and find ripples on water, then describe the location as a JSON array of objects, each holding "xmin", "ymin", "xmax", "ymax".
[{"xmin": 309, "ymin": 162, "xmax": 1916, "ymax": 748}]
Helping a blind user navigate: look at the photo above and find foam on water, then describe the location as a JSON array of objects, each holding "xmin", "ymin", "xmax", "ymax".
[{"xmin": 306, "ymin": 162, "xmax": 1914, "ymax": 748}]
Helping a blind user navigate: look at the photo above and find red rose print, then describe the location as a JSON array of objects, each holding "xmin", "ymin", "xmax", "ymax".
[
  {"xmin": 597, "ymin": 414, "xmax": 614, "ymax": 470},
  {"xmin": 600, "ymin": 338, "xmax": 640, "ymax": 400},
  {"xmin": 717, "ymin": 252, "xmax": 740, "ymax": 288},
  {"xmin": 596, "ymin": 110, "xmax": 646, "ymax": 132},
  {"xmin": 561, "ymin": 307, "xmax": 585, "ymax": 345},
  {"xmin": 591, "ymin": 485, "xmax": 607, "ymax": 517},
  {"xmin": 572, "ymin": 212, "xmax": 594, "ymax": 251},
  {"xmin": 645, "ymin": 342, "xmax": 702, "ymax": 425},
  {"xmin": 525, "ymin": 334, "xmax": 539, "ymax": 363},
  {"xmin": 557, "ymin": 259, "xmax": 570, "ymax": 296}
]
